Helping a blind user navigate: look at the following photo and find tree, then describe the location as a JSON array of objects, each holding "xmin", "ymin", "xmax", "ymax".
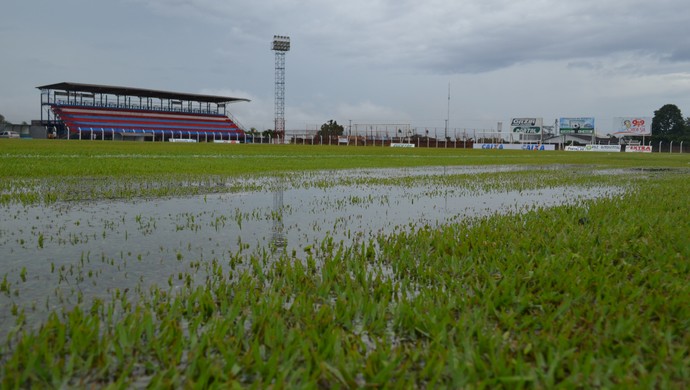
[
  {"xmin": 0, "ymin": 114, "xmax": 9, "ymax": 131},
  {"xmin": 652, "ymin": 104, "xmax": 685, "ymax": 139},
  {"xmin": 317, "ymin": 120, "xmax": 344, "ymax": 137}
]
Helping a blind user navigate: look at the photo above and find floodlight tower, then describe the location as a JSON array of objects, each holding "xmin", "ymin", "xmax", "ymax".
[{"xmin": 272, "ymin": 35, "xmax": 290, "ymax": 142}]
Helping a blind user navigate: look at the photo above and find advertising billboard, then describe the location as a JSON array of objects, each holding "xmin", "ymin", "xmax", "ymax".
[
  {"xmin": 565, "ymin": 145, "xmax": 621, "ymax": 152},
  {"xmin": 510, "ymin": 118, "xmax": 543, "ymax": 134},
  {"xmin": 559, "ymin": 117, "xmax": 595, "ymax": 134},
  {"xmin": 625, "ymin": 145, "xmax": 652, "ymax": 153},
  {"xmin": 473, "ymin": 144, "xmax": 555, "ymax": 151},
  {"xmin": 612, "ymin": 117, "xmax": 652, "ymax": 136}
]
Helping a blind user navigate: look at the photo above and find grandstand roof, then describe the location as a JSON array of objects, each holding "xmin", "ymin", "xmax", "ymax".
[{"xmin": 37, "ymin": 82, "xmax": 250, "ymax": 104}]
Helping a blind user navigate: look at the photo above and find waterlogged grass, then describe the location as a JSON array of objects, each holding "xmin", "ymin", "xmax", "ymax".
[
  {"xmin": 1, "ymin": 139, "xmax": 688, "ymax": 205},
  {"xmin": 1, "ymin": 169, "xmax": 688, "ymax": 387},
  {"xmin": 0, "ymin": 164, "xmax": 627, "ymax": 206},
  {"xmin": 0, "ymin": 167, "xmax": 627, "ymax": 330},
  {"xmin": 0, "ymin": 175, "xmax": 264, "ymax": 205}
]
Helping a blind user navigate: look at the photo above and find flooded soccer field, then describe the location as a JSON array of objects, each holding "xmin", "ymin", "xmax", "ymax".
[{"xmin": 1, "ymin": 143, "xmax": 688, "ymax": 388}]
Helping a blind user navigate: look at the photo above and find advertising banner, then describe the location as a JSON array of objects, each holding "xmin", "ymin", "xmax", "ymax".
[
  {"xmin": 565, "ymin": 146, "xmax": 587, "ymax": 151},
  {"xmin": 565, "ymin": 145, "xmax": 621, "ymax": 152},
  {"xmin": 612, "ymin": 117, "xmax": 652, "ymax": 136},
  {"xmin": 473, "ymin": 144, "xmax": 555, "ymax": 151},
  {"xmin": 559, "ymin": 117, "xmax": 595, "ymax": 134},
  {"xmin": 212, "ymin": 140, "xmax": 239, "ymax": 144},
  {"xmin": 390, "ymin": 143, "xmax": 415, "ymax": 148},
  {"xmin": 625, "ymin": 145, "xmax": 652, "ymax": 153},
  {"xmin": 510, "ymin": 118, "xmax": 543, "ymax": 134}
]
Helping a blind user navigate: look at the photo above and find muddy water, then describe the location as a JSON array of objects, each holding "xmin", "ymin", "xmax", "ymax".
[{"xmin": 0, "ymin": 166, "xmax": 623, "ymax": 333}]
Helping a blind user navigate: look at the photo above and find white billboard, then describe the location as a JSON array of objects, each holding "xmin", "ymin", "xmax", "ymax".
[
  {"xmin": 510, "ymin": 118, "xmax": 543, "ymax": 134},
  {"xmin": 612, "ymin": 117, "xmax": 652, "ymax": 136}
]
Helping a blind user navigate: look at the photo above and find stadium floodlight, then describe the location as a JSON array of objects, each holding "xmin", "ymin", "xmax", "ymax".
[
  {"xmin": 272, "ymin": 35, "xmax": 291, "ymax": 52},
  {"xmin": 272, "ymin": 35, "xmax": 290, "ymax": 142}
]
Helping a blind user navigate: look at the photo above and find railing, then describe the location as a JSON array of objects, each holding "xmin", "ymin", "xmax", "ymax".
[
  {"xmin": 50, "ymin": 100, "xmax": 222, "ymax": 116},
  {"xmin": 74, "ymin": 127, "xmax": 246, "ymax": 142},
  {"xmin": 656, "ymin": 140, "xmax": 688, "ymax": 153},
  {"xmin": 225, "ymin": 111, "xmax": 248, "ymax": 132}
]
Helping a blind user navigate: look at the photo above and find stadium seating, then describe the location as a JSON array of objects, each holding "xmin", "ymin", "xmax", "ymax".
[{"xmin": 50, "ymin": 104, "xmax": 245, "ymax": 140}]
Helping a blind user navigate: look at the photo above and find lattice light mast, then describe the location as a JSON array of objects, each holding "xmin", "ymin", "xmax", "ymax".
[{"xmin": 272, "ymin": 35, "xmax": 290, "ymax": 142}]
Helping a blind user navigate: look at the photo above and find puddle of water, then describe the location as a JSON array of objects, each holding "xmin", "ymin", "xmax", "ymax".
[{"xmin": 0, "ymin": 166, "xmax": 624, "ymax": 334}]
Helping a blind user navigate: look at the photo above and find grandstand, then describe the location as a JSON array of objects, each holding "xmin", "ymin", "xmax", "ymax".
[{"xmin": 37, "ymin": 82, "xmax": 250, "ymax": 141}]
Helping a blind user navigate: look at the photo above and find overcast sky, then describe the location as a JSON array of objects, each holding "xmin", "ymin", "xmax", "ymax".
[{"xmin": 2, "ymin": 0, "xmax": 689, "ymax": 134}]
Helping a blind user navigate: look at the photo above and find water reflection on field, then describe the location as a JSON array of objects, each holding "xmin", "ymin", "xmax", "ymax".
[{"xmin": 0, "ymin": 166, "xmax": 623, "ymax": 333}]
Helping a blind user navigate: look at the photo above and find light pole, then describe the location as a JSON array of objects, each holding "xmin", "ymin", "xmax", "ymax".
[
  {"xmin": 272, "ymin": 35, "xmax": 290, "ymax": 143},
  {"xmin": 445, "ymin": 83, "xmax": 450, "ymax": 140}
]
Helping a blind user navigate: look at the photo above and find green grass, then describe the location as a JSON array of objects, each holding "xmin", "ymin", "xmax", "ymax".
[
  {"xmin": 0, "ymin": 140, "xmax": 689, "ymax": 387},
  {"xmin": 1, "ymin": 140, "xmax": 689, "ymax": 179}
]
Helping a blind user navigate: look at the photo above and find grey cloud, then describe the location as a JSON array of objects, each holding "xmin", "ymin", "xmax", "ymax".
[
  {"xmin": 125, "ymin": 0, "xmax": 690, "ymax": 76},
  {"xmin": 566, "ymin": 61, "xmax": 602, "ymax": 71},
  {"xmin": 666, "ymin": 46, "xmax": 690, "ymax": 62},
  {"xmin": 299, "ymin": 0, "xmax": 690, "ymax": 75},
  {"xmin": 4, "ymin": 0, "xmax": 690, "ymax": 125}
]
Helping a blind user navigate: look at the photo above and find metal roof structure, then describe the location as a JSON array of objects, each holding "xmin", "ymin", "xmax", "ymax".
[{"xmin": 37, "ymin": 82, "xmax": 250, "ymax": 104}]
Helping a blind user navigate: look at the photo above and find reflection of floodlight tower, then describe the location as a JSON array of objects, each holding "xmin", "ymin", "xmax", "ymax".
[
  {"xmin": 271, "ymin": 177, "xmax": 286, "ymax": 249},
  {"xmin": 272, "ymin": 35, "xmax": 290, "ymax": 143}
]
